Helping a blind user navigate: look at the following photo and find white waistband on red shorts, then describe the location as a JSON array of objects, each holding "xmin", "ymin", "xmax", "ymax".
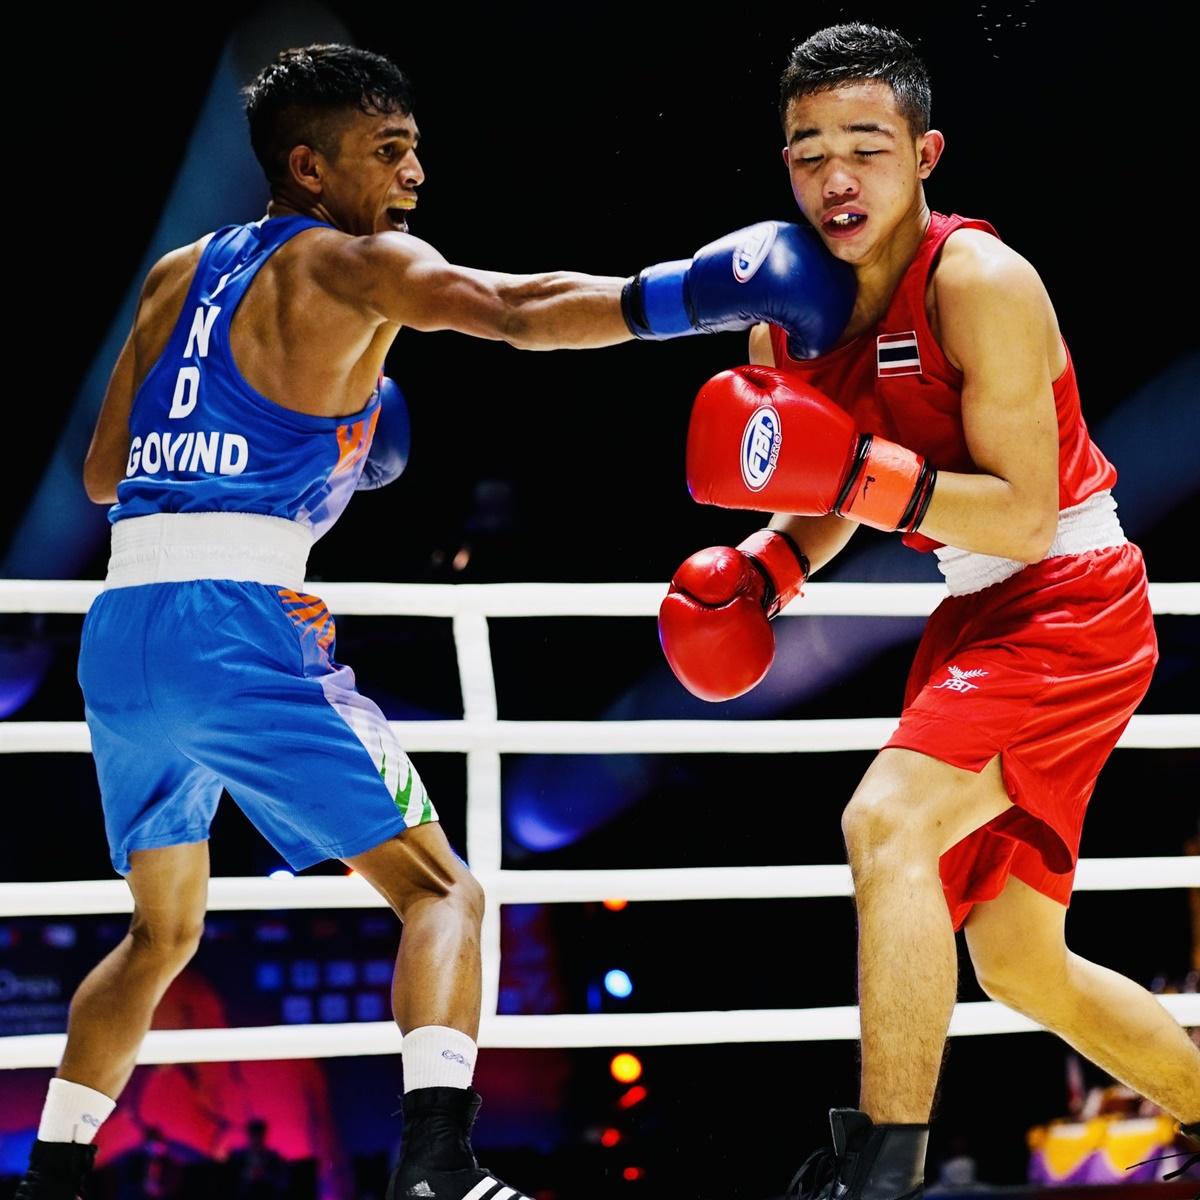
[
  {"xmin": 105, "ymin": 512, "xmax": 313, "ymax": 591},
  {"xmin": 934, "ymin": 489, "xmax": 1127, "ymax": 597}
]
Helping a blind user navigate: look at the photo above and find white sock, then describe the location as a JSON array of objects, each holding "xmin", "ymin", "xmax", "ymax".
[
  {"xmin": 36, "ymin": 1077, "xmax": 116, "ymax": 1145},
  {"xmin": 401, "ymin": 1025, "xmax": 477, "ymax": 1092}
]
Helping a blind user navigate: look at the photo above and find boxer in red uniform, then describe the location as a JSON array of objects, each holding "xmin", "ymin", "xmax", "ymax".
[{"xmin": 656, "ymin": 23, "xmax": 1200, "ymax": 1196}]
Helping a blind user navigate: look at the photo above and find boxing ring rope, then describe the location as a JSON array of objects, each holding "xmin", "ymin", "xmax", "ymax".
[
  {"xmin": 5, "ymin": 579, "xmax": 1199, "ymax": 617},
  {"xmin": 6, "ymin": 995, "xmax": 1200, "ymax": 1069},
  {"xmin": 1, "ymin": 579, "xmax": 1197, "ymax": 1070}
]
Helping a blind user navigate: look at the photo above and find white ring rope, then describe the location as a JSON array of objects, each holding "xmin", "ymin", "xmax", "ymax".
[
  {"xmin": 2, "ymin": 996, "xmax": 1198, "ymax": 1069},
  {"xmin": 2, "ymin": 579, "xmax": 1196, "ymax": 1067},
  {"xmin": 2, "ymin": 857, "xmax": 1197, "ymax": 920},
  {"xmin": 2, "ymin": 715, "xmax": 1197, "ymax": 755},
  {"xmin": 1, "ymin": 580, "xmax": 1198, "ymax": 617}
]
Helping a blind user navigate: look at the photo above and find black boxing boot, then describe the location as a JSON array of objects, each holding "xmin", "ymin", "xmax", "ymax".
[
  {"xmin": 386, "ymin": 1087, "xmax": 533, "ymax": 1200},
  {"xmin": 787, "ymin": 1109, "xmax": 927, "ymax": 1200},
  {"xmin": 14, "ymin": 1140, "xmax": 98, "ymax": 1200}
]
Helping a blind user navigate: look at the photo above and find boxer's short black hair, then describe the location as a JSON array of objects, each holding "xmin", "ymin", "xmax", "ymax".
[
  {"xmin": 779, "ymin": 23, "xmax": 931, "ymax": 138},
  {"xmin": 242, "ymin": 44, "xmax": 415, "ymax": 187}
]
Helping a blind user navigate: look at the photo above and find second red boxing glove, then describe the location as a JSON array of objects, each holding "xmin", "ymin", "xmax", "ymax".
[{"xmin": 658, "ymin": 529, "xmax": 809, "ymax": 701}]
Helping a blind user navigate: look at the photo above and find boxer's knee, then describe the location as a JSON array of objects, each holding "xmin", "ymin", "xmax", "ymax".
[
  {"xmin": 970, "ymin": 938, "xmax": 1070, "ymax": 1012},
  {"xmin": 394, "ymin": 864, "xmax": 484, "ymax": 932},
  {"xmin": 128, "ymin": 908, "xmax": 205, "ymax": 973},
  {"xmin": 841, "ymin": 755, "xmax": 946, "ymax": 868},
  {"xmin": 841, "ymin": 785, "xmax": 923, "ymax": 866},
  {"xmin": 441, "ymin": 868, "xmax": 485, "ymax": 926},
  {"xmin": 965, "ymin": 877, "xmax": 1072, "ymax": 1014},
  {"xmin": 347, "ymin": 823, "xmax": 485, "ymax": 928},
  {"xmin": 843, "ymin": 749, "xmax": 1012, "ymax": 872}
]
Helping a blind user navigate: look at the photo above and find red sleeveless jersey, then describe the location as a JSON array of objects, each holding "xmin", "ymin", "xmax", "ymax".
[{"xmin": 767, "ymin": 212, "xmax": 1116, "ymax": 551}]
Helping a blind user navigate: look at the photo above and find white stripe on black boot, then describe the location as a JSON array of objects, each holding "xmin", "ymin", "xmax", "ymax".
[
  {"xmin": 787, "ymin": 1109, "xmax": 927, "ymax": 1200},
  {"xmin": 386, "ymin": 1087, "xmax": 534, "ymax": 1200},
  {"xmin": 15, "ymin": 1140, "xmax": 98, "ymax": 1200}
]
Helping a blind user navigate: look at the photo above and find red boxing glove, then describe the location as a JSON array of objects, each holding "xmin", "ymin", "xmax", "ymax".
[
  {"xmin": 686, "ymin": 365, "xmax": 937, "ymax": 533},
  {"xmin": 658, "ymin": 529, "xmax": 809, "ymax": 701}
]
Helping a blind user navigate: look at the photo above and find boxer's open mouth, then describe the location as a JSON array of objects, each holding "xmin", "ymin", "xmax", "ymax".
[
  {"xmin": 386, "ymin": 197, "xmax": 417, "ymax": 232},
  {"xmin": 823, "ymin": 212, "xmax": 867, "ymax": 239}
]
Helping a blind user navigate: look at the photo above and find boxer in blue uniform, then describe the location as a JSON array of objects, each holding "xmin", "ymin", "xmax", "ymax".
[{"xmin": 18, "ymin": 43, "xmax": 859, "ymax": 1200}]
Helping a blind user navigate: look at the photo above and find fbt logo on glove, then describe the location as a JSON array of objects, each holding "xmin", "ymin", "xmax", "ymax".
[
  {"xmin": 732, "ymin": 223, "xmax": 777, "ymax": 283},
  {"xmin": 741, "ymin": 405, "xmax": 782, "ymax": 491}
]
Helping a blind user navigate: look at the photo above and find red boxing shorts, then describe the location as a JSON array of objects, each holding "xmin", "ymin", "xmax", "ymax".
[{"xmin": 884, "ymin": 543, "xmax": 1157, "ymax": 929}]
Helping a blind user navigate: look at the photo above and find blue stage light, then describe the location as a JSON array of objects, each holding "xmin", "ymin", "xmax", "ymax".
[{"xmin": 604, "ymin": 969, "xmax": 633, "ymax": 999}]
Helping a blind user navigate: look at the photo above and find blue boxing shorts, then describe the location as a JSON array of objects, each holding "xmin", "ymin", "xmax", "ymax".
[{"xmin": 79, "ymin": 579, "xmax": 435, "ymax": 875}]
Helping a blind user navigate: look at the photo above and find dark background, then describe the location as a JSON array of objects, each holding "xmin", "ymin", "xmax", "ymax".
[{"xmin": 2, "ymin": 2, "xmax": 1196, "ymax": 1196}]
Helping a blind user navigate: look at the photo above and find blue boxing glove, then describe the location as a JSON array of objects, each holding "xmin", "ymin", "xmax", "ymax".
[
  {"xmin": 621, "ymin": 221, "xmax": 855, "ymax": 360},
  {"xmin": 356, "ymin": 376, "xmax": 411, "ymax": 490}
]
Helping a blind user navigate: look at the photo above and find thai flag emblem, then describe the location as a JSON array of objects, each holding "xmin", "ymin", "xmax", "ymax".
[{"xmin": 877, "ymin": 331, "xmax": 922, "ymax": 377}]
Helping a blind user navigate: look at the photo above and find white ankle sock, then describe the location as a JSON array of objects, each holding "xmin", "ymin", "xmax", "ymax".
[
  {"xmin": 401, "ymin": 1025, "xmax": 477, "ymax": 1091},
  {"xmin": 37, "ymin": 1077, "xmax": 116, "ymax": 1145}
]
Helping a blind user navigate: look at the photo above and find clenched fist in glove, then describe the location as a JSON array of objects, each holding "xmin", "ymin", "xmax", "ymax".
[
  {"xmin": 658, "ymin": 528, "xmax": 809, "ymax": 701},
  {"xmin": 622, "ymin": 221, "xmax": 855, "ymax": 361},
  {"xmin": 356, "ymin": 376, "xmax": 411, "ymax": 491},
  {"xmin": 686, "ymin": 365, "xmax": 938, "ymax": 533}
]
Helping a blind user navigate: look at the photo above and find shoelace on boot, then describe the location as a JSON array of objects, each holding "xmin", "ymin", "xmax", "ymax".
[
  {"xmin": 1127, "ymin": 1148, "xmax": 1199, "ymax": 1181},
  {"xmin": 786, "ymin": 1145, "xmax": 842, "ymax": 1199}
]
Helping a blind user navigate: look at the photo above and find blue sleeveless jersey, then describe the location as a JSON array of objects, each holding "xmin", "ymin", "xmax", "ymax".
[{"xmin": 111, "ymin": 215, "xmax": 381, "ymax": 541}]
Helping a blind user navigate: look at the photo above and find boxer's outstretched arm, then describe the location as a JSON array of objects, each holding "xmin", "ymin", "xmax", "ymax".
[
  {"xmin": 316, "ymin": 231, "xmax": 631, "ymax": 350},
  {"xmin": 748, "ymin": 323, "xmax": 858, "ymax": 576}
]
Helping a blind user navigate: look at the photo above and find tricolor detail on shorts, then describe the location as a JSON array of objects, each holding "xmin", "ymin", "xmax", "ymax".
[
  {"xmin": 311, "ymin": 679, "xmax": 432, "ymax": 829},
  {"xmin": 278, "ymin": 588, "xmax": 337, "ymax": 651},
  {"xmin": 381, "ymin": 751, "xmax": 433, "ymax": 825},
  {"xmin": 273, "ymin": 586, "xmax": 437, "ymax": 833}
]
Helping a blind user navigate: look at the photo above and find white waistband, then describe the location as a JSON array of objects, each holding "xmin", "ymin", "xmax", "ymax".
[
  {"xmin": 105, "ymin": 513, "xmax": 313, "ymax": 590},
  {"xmin": 934, "ymin": 490, "xmax": 1126, "ymax": 597}
]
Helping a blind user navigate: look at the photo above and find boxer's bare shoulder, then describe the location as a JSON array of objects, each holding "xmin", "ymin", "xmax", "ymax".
[
  {"xmin": 928, "ymin": 228, "xmax": 1064, "ymax": 376},
  {"xmin": 228, "ymin": 224, "xmax": 397, "ymax": 418},
  {"xmin": 932, "ymin": 227, "xmax": 1040, "ymax": 307},
  {"xmin": 131, "ymin": 236, "xmax": 214, "ymax": 387}
]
